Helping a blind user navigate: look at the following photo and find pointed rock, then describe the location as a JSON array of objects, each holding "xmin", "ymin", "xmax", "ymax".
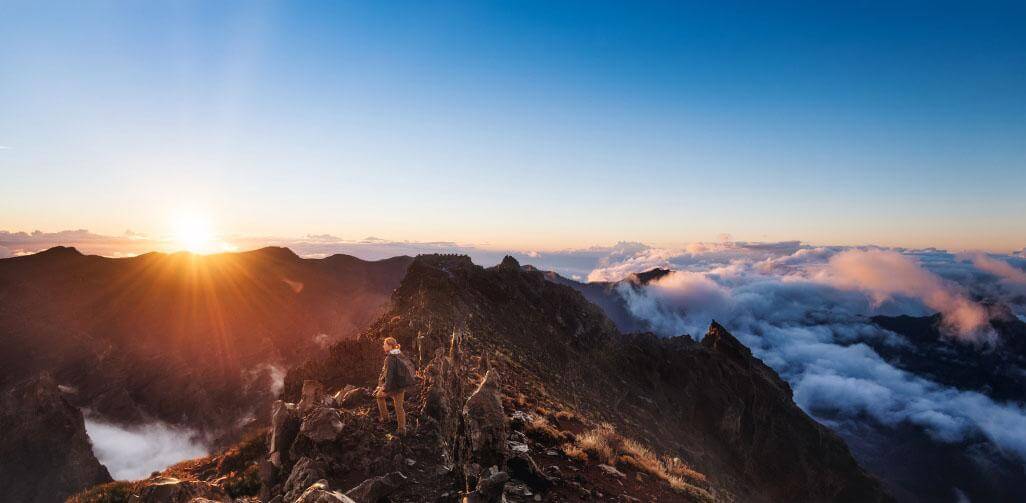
[
  {"xmin": 463, "ymin": 369, "xmax": 509, "ymax": 472},
  {"xmin": 298, "ymin": 380, "xmax": 326, "ymax": 414},
  {"xmin": 269, "ymin": 400, "xmax": 300, "ymax": 467},
  {"xmin": 701, "ymin": 320, "xmax": 752, "ymax": 361},
  {"xmin": 498, "ymin": 255, "xmax": 520, "ymax": 270}
]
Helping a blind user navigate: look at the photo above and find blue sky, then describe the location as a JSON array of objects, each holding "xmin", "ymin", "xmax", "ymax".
[{"xmin": 1, "ymin": 1, "xmax": 1024, "ymax": 251}]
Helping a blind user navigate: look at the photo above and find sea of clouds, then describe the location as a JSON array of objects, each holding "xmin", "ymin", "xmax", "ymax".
[{"xmin": 577, "ymin": 241, "xmax": 1026, "ymax": 463}]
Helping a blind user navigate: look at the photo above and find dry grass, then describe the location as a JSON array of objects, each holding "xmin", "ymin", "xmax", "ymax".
[
  {"xmin": 515, "ymin": 392, "xmax": 529, "ymax": 407},
  {"xmin": 554, "ymin": 409, "xmax": 577, "ymax": 422},
  {"xmin": 561, "ymin": 442, "xmax": 588, "ymax": 462},
  {"xmin": 576, "ymin": 423, "xmax": 617, "ymax": 464},
  {"xmin": 572, "ymin": 423, "xmax": 713, "ymax": 501},
  {"xmin": 525, "ymin": 417, "xmax": 573, "ymax": 445}
]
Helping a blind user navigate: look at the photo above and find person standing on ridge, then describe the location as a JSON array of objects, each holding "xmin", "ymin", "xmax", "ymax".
[{"xmin": 375, "ymin": 336, "xmax": 417, "ymax": 434}]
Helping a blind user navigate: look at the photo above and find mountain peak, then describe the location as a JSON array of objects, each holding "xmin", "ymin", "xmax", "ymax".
[
  {"xmin": 497, "ymin": 255, "xmax": 520, "ymax": 270},
  {"xmin": 701, "ymin": 320, "xmax": 752, "ymax": 360},
  {"xmin": 248, "ymin": 246, "xmax": 300, "ymax": 260},
  {"xmin": 627, "ymin": 267, "xmax": 671, "ymax": 285},
  {"xmin": 37, "ymin": 245, "xmax": 83, "ymax": 257}
]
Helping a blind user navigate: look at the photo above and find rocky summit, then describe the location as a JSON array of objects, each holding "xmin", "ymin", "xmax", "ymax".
[{"xmin": 71, "ymin": 253, "xmax": 891, "ymax": 502}]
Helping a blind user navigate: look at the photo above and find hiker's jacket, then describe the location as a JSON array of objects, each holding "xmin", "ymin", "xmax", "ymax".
[{"xmin": 378, "ymin": 350, "xmax": 416, "ymax": 392}]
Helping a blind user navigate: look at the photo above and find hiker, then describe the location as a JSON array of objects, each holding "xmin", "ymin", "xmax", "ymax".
[{"xmin": 375, "ymin": 336, "xmax": 417, "ymax": 434}]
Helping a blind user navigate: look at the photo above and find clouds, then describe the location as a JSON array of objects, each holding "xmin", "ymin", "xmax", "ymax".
[
  {"xmin": 616, "ymin": 271, "xmax": 731, "ymax": 335},
  {"xmin": 822, "ymin": 250, "xmax": 990, "ymax": 339},
  {"xmin": 962, "ymin": 253, "xmax": 1026, "ymax": 294},
  {"xmin": 584, "ymin": 241, "xmax": 1026, "ymax": 464},
  {"xmin": 84, "ymin": 418, "xmax": 208, "ymax": 480}
]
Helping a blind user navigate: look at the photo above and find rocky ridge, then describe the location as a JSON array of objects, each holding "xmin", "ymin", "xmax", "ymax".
[{"xmin": 72, "ymin": 253, "xmax": 890, "ymax": 502}]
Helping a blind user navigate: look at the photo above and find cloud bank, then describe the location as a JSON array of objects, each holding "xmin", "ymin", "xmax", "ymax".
[
  {"xmin": 84, "ymin": 418, "xmax": 208, "ymax": 480},
  {"xmin": 586, "ymin": 241, "xmax": 1026, "ymax": 464},
  {"xmin": 821, "ymin": 250, "xmax": 990, "ymax": 338}
]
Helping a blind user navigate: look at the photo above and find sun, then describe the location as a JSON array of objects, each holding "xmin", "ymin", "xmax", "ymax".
[{"xmin": 170, "ymin": 211, "xmax": 217, "ymax": 254}]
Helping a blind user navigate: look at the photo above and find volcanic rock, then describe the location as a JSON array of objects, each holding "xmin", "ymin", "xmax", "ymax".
[
  {"xmin": 299, "ymin": 407, "xmax": 345, "ymax": 443},
  {"xmin": 136, "ymin": 476, "xmax": 227, "ymax": 503},
  {"xmin": 294, "ymin": 480, "xmax": 355, "ymax": 503},
  {"xmin": 283, "ymin": 457, "xmax": 328, "ymax": 502},
  {"xmin": 0, "ymin": 374, "xmax": 112, "ymax": 503},
  {"xmin": 343, "ymin": 471, "xmax": 408, "ymax": 503},
  {"xmin": 462, "ymin": 369, "xmax": 509, "ymax": 474}
]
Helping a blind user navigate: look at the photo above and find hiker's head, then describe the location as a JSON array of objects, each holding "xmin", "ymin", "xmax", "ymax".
[{"xmin": 382, "ymin": 337, "xmax": 400, "ymax": 353}]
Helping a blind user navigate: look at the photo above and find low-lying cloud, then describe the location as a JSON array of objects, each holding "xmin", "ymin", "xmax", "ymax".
[
  {"xmin": 84, "ymin": 418, "xmax": 208, "ymax": 480},
  {"xmin": 584, "ymin": 241, "xmax": 1026, "ymax": 464},
  {"xmin": 821, "ymin": 250, "xmax": 990, "ymax": 339}
]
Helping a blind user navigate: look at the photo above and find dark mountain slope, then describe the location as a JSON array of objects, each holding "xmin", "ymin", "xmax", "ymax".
[
  {"xmin": 0, "ymin": 246, "xmax": 413, "ymax": 434},
  {"xmin": 860, "ymin": 311, "xmax": 1026, "ymax": 502},
  {"xmin": 872, "ymin": 310, "xmax": 1026, "ymax": 403},
  {"xmin": 273, "ymin": 254, "xmax": 888, "ymax": 502}
]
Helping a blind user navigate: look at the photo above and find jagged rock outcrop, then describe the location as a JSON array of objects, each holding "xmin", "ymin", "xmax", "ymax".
[
  {"xmin": 462, "ymin": 369, "xmax": 509, "ymax": 479},
  {"xmin": 0, "ymin": 374, "xmax": 112, "ymax": 503},
  {"xmin": 269, "ymin": 401, "xmax": 301, "ymax": 468}
]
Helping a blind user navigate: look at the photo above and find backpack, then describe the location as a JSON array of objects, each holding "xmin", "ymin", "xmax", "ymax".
[{"xmin": 393, "ymin": 354, "xmax": 418, "ymax": 390}]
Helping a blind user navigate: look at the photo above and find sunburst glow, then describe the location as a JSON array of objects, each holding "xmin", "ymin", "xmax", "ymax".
[{"xmin": 170, "ymin": 211, "xmax": 217, "ymax": 254}]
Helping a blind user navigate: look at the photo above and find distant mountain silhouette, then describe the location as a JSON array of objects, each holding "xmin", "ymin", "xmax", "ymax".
[{"xmin": 0, "ymin": 247, "xmax": 412, "ymax": 438}]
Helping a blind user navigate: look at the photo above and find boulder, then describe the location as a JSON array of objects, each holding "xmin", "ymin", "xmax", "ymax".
[
  {"xmin": 269, "ymin": 400, "xmax": 301, "ymax": 467},
  {"xmin": 507, "ymin": 450, "xmax": 552, "ymax": 490},
  {"xmin": 336, "ymin": 386, "xmax": 372, "ymax": 408},
  {"xmin": 463, "ymin": 369, "xmax": 509, "ymax": 470},
  {"xmin": 298, "ymin": 380, "xmax": 326, "ymax": 414},
  {"xmin": 294, "ymin": 480, "xmax": 356, "ymax": 503},
  {"xmin": 343, "ymin": 471, "xmax": 408, "ymax": 503},
  {"xmin": 136, "ymin": 477, "xmax": 227, "ymax": 503},
  {"xmin": 300, "ymin": 407, "xmax": 345, "ymax": 443},
  {"xmin": 283, "ymin": 457, "xmax": 328, "ymax": 502},
  {"xmin": 465, "ymin": 470, "xmax": 510, "ymax": 503}
]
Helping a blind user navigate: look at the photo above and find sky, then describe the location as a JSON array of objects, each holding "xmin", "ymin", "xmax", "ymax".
[{"xmin": 1, "ymin": 1, "xmax": 1024, "ymax": 252}]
